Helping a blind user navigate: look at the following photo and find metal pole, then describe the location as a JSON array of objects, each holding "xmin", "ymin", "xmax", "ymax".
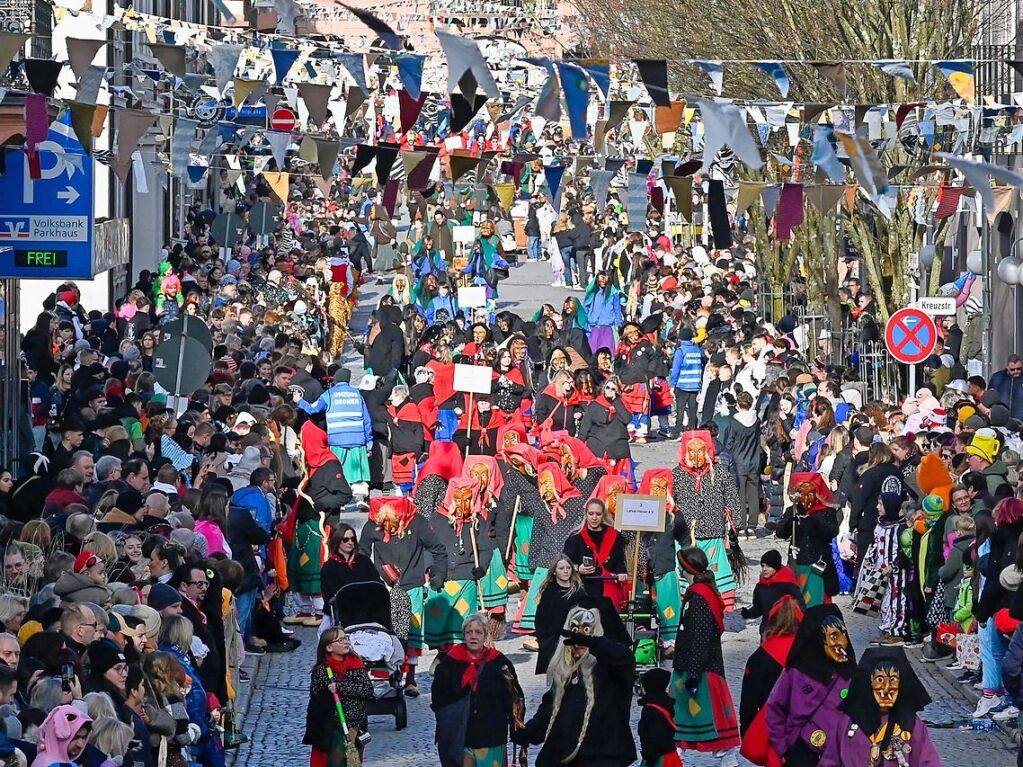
[{"xmin": 981, "ymin": 199, "xmax": 992, "ymax": 379}]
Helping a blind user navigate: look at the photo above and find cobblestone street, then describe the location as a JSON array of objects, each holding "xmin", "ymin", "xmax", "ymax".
[{"xmin": 229, "ymin": 261, "xmax": 1019, "ymax": 766}]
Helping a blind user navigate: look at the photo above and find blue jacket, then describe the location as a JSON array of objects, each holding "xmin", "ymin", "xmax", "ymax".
[
  {"xmin": 669, "ymin": 340, "xmax": 703, "ymax": 391},
  {"xmin": 159, "ymin": 644, "xmax": 209, "ymax": 738},
  {"xmin": 583, "ymin": 287, "xmax": 622, "ymax": 328},
  {"xmin": 231, "ymin": 486, "xmax": 272, "ymax": 534},
  {"xmin": 989, "ymin": 369, "xmax": 1023, "ymax": 420},
  {"xmin": 427, "ymin": 295, "xmax": 459, "ymax": 325},
  {"xmin": 298, "ymin": 382, "xmax": 373, "ymax": 449}
]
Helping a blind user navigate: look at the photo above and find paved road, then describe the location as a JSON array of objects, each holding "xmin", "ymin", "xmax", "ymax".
[{"xmin": 232, "ymin": 259, "xmax": 1017, "ymax": 766}]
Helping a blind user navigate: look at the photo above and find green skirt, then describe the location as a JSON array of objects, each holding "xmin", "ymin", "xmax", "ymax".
[
  {"xmin": 794, "ymin": 564, "xmax": 826, "ymax": 607},
  {"xmin": 653, "ymin": 571, "xmax": 681, "ymax": 641},
  {"xmin": 512, "ymin": 515, "xmax": 535, "ymax": 580},
  {"xmin": 330, "ymin": 446, "xmax": 370, "ymax": 484},
  {"xmin": 679, "ymin": 538, "xmax": 736, "ymax": 609},
  {"xmin": 463, "ymin": 746, "xmax": 506, "ymax": 767},
  {"xmin": 481, "ymin": 549, "xmax": 509, "ymax": 610},
  {"xmin": 671, "ymin": 670, "xmax": 740, "ymax": 750},
  {"xmin": 519, "ymin": 567, "xmax": 548, "ymax": 632},
  {"xmin": 406, "ymin": 584, "xmax": 425, "ymax": 653},
  {"xmin": 425, "ymin": 579, "xmax": 478, "ymax": 648}
]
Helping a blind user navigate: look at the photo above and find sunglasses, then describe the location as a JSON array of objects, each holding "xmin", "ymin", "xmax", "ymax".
[{"xmin": 341, "ymin": 535, "xmax": 357, "ymax": 542}]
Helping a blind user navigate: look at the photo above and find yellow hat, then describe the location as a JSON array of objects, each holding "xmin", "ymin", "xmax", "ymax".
[{"xmin": 957, "ymin": 405, "xmax": 977, "ymax": 424}]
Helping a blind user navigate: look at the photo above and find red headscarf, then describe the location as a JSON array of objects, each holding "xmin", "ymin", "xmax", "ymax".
[
  {"xmin": 638, "ymin": 468, "xmax": 676, "ymax": 512},
  {"xmin": 428, "ymin": 360, "xmax": 456, "ymax": 405},
  {"xmin": 496, "ymin": 422, "xmax": 528, "ymax": 458},
  {"xmin": 539, "ymin": 430, "xmax": 603, "ymax": 469},
  {"xmin": 678, "ymin": 430, "xmax": 716, "ymax": 490},
  {"xmin": 413, "ymin": 441, "xmax": 464, "ymax": 492},
  {"xmin": 588, "ymin": 474, "xmax": 627, "ymax": 504},
  {"xmin": 367, "ymin": 497, "xmax": 417, "ymax": 543},
  {"xmin": 439, "ymin": 477, "xmax": 484, "ymax": 535},
  {"xmin": 505, "ymin": 442, "xmax": 544, "ymax": 472},
  {"xmin": 462, "ymin": 455, "xmax": 505, "ymax": 507},
  {"xmin": 536, "ymin": 461, "xmax": 582, "ymax": 524},
  {"xmin": 300, "ymin": 420, "xmax": 336, "ymax": 470},
  {"xmin": 787, "ymin": 471, "xmax": 834, "ymax": 513}
]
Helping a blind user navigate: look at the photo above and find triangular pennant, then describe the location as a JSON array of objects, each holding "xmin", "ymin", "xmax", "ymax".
[
  {"xmin": 66, "ymin": 38, "xmax": 105, "ymax": 80},
  {"xmin": 634, "ymin": 58, "xmax": 670, "ymax": 107},
  {"xmin": 607, "ymin": 100, "xmax": 634, "ymax": 131},
  {"xmin": 736, "ymin": 181, "xmax": 764, "ymax": 213},
  {"xmin": 0, "ymin": 33, "xmax": 30, "ymax": 75},
  {"xmin": 577, "ymin": 59, "xmax": 610, "ymax": 99},
  {"xmin": 874, "ymin": 60, "xmax": 917, "ymax": 84},
  {"xmin": 986, "ymin": 185, "xmax": 1014, "ymax": 224},
  {"xmin": 754, "ymin": 61, "xmax": 790, "ymax": 98},
  {"xmin": 694, "ymin": 60, "xmax": 724, "ymax": 95},
  {"xmin": 654, "ymin": 101, "xmax": 685, "ymax": 134},
  {"xmin": 402, "ymin": 150, "xmax": 429, "ymax": 177},
  {"xmin": 112, "ymin": 109, "xmax": 158, "ymax": 182},
  {"xmin": 75, "ymin": 65, "xmax": 105, "ymax": 106},
  {"xmin": 604, "ymin": 157, "xmax": 626, "ymax": 174},
  {"xmin": 399, "ymin": 90, "xmax": 426, "ymax": 134},
  {"xmin": 533, "ymin": 62, "xmax": 561, "ymax": 122},
  {"xmin": 337, "ymin": 52, "xmax": 370, "ymax": 94},
  {"xmin": 545, "ymin": 164, "xmax": 565, "ymax": 211},
  {"xmin": 312, "ymin": 176, "xmax": 332, "ymax": 197},
  {"xmin": 351, "ymin": 143, "xmax": 377, "ymax": 176},
  {"xmin": 761, "ymin": 185, "xmax": 781, "ymax": 218},
  {"xmin": 24, "ymin": 59, "xmax": 64, "ymax": 96},
  {"xmin": 494, "ymin": 182, "xmax": 515, "ymax": 211},
  {"xmin": 374, "ymin": 143, "xmax": 400, "ymax": 186},
  {"xmin": 707, "ymin": 178, "xmax": 731, "ymax": 248},
  {"xmin": 313, "ymin": 137, "xmax": 339, "ymax": 180},
  {"xmin": 338, "ymin": 4, "xmax": 401, "ymax": 50},
  {"xmin": 590, "ymin": 169, "xmax": 614, "ymax": 213},
  {"xmin": 665, "ymin": 175, "xmax": 693, "ymax": 221},
  {"xmin": 209, "ymin": 43, "xmax": 243, "ymax": 97},
  {"xmin": 265, "ymin": 130, "xmax": 291, "ymax": 170},
  {"xmin": 805, "ymin": 184, "xmax": 845, "ymax": 215},
  {"xmin": 775, "ymin": 183, "xmax": 804, "ymax": 241},
  {"xmin": 270, "ymin": 48, "xmax": 300, "ymax": 85},
  {"xmin": 407, "ymin": 150, "xmax": 437, "ymax": 190},
  {"xmin": 436, "ymin": 28, "xmax": 500, "ymax": 100},
  {"xmin": 345, "ymin": 87, "xmax": 368, "ymax": 121},
  {"xmin": 299, "ymin": 82, "xmax": 333, "ymax": 128},
  {"xmin": 812, "ymin": 62, "xmax": 847, "ymax": 95},
  {"xmin": 556, "ymin": 62, "xmax": 590, "ymax": 141},
  {"xmin": 68, "ymin": 101, "xmax": 96, "ymax": 154},
  {"xmin": 935, "ymin": 184, "xmax": 964, "ymax": 219},
  {"xmin": 395, "ymin": 53, "xmax": 425, "ymax": 101},
  {"xmin": 449, "ymin": 151, "xmax": 478, "ymax": 182},
  {"xmin": 935, "ymin": 60, "xmax": 975, "ymax": 104},
  {"xmin": 262, "ymin": 170, "xmax": 289, "ymax": 202},
  {"xmin": 233, "ymin": 78, "xmax": 260, "ymax": 109},
  {"xmin": 170, "ymin": 117, "xmax": 197, "ymax": 179},
  {"xmin": 802, "ymin": 103, "xmax": 832, "ymax": 125},
  {"xmin": 149, "ymin": 42, "xmax": 186, "ymax": 77},
  {"xmin": 451, "ymin": 91, "xmax": 487, "ymax": 133},
  {"xmin": 382, "ymin": 179, "xmax": 399, "ymax": 217}
]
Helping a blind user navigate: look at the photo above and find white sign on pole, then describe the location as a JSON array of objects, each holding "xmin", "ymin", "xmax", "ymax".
[
  {"xmin": 453, "ymin": 363, "xmax": 493, "ymax": 394},
  {"xmin": 453, "ymin": 225, "xmax": 477, "ymax": 244},
  {"xmin": 914, "ymin": 297, "xmax": 957, "ymax": 316},
  {"xmin": 458, "ymin": 286, "xmax": 487, "ymax": 308},
  {"xmin": 614, "ymin": 494, "xmax": 667, "ymax": 532}
]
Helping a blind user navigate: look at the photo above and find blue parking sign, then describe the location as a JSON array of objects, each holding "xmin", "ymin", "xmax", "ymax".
[{"xmin": 0, "ymin": 113, "xmax": 95, "ymax": 279}]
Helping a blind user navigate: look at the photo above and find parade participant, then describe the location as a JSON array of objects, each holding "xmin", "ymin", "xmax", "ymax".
[
  {"xmin": 492, "ymin": 350, "xmax": 529, "ymax": 417},
  {"xmin": 299, "ymin": 419, "xmax": 353, "ymax": 525},
  {"xmin": 411, "ymin": 441, "xmax": 464, "ymax": 519},
  {"xmin": 461, "ymin": 455, "xmax": 510, "ymax": 630},
  {"xmin": 533, "ymin": 371, "xmax": 584, "ymax": 437},
  {"xmin": 578, "ymin": 375, "xmax": 634, "ymax": 484},
  {"xmin": 739, "ymin": 596, "xmax": 804, "ymax": 767},
  {"xmin": 385, "ymin": 384, "xmax": 427, "ymax": 493},
  {"xmin": 629, "ymin": 469, "xmax": 679, "ymax": 648},
  {"xmin": 583, "ymin": 272, "xmax": 623, "ymax": 355},
  {"xmin": 563, "ymin": 499, "xmax": 629, "ymax": 609},
  {"xmin": 545, "ymin": 433, "xmax": 608, "ymax": 498},
  {"xmin": 766, "ymin": 605, "xmax": 857, "ymax": 767},
  {"xmin": 615, "ymin": 321, "xmax": 658, "ymax": 444},
  {"xmin": 672, "ymin": 430, "xmax": 743, "ymax": 610},
  {"xmin": 818, "ymin": 648, "xmax": 940, "ymax": 767},
  {"xmin": 637, "ymin": 668, "xmax": 682, "ymax": 767},
  {"xmin": 500, "ymin": 441, "xmax": 546, "ymax": 636},
  {"xmin": 514, "ymin": 606, "xmax": 637, "ymax": 767},
  {"xmin": 523, "ymin": 463, "xmax": 587, "ymax": 636},
  {"xmin": 424, "ymin": 479, "xmax": 492, "ymax": 650},
  {"xmin": 361, "ymin": 497, "xmax": 448, "ymax": 696},
  {"xmin": 776, "ymin": 473, "xmax": 841, "ymax": 607},
  {"xmin": 303, "ymin": 627, "xmax": 374, "ymax": 767},
  {"xmin": 285, "ymin": 494, "xmax": 326, "ymax": 628},
  {"xmin": 671, "ymin": 546, "xmax": 740, "ymax": 765},
  {"xmin": 741, "ymin": 550, "xmax": 803, "ymax": 635}
]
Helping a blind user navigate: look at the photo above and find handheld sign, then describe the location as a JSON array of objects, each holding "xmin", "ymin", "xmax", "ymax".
[
  {"xmin": 452, "ymin": 225, "xmax": 477, "ymax": 245},
  {"xmin": 458, "ymin": 286, "xmax": 487, "ymax": 308},
  {"xmin": 614, "ymin": 494, "xmax": 667, "ymax": 532},
  {"xmin": 453, "ymin": 363, "xmax": 493, "ymax": 394}
]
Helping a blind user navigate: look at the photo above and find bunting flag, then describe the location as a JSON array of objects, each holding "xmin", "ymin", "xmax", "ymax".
[
  {"xmin": 68, "ymin": 101, "xmax": 96, "ymax": 154},
  {"xmin": 490, "ymin": 181, "xmax": 513, "ymax": 211},
  {"xmin": 634, "ymin": 58, "xmax": 670, "ymax": 107},
  {"xmin": 262, "ymin": 170, "xmax": 289, "ymax": 202},
  {"xmin": 604, "ymin": 157, "xmax": 626, "ymax": 174},
  {"xmin": 76, "ymin": 65, "xmax": 105, "ymax": 106},
  {"xmin": 803, "ymin": 103, "xmax": 832, "ymax": 124},
  {"xmin": 345, "ymin": 87, "xmax": 368, "ymax": 121},
  {"xmin": 655, "ymin": 101, "xmax": 685, "ymax": 134},
  {"xmin": 395, "ymin": 53, "xmax": 425, "ymax": 101},
  {"xmin": 736, "ymin": 181, "xmax": 764, "ymax": 213},
  {"xmin": 338, "ymin": 4, "xmax": 401, "ymax": 50},
  {"xmin": 233, "ymin": 78, "xmax": 261, "ymax": 109},
  {"xmin": 775, "ymin": 183, "xmax": 804, "ymax": 240},
  {"xmin": 273, "ymin": 0, "xmax": 297, "ymax": 34},
  {"xmin": 270, "ymin": 48, "xmax": 300, "ymax": 85},
  {"xmin": 664, "ymin": 175, "xmax": 693, "ymax": 221},
  {"xmin": 812, "ymin": 61, "xmax": 847, "ymax": 94},
  {"xmin": 24, "ymin": 59, "xmax": 64, "ymax": 96},
  {"xmin": 761, "ymin": 185, "xmax": 782, "ymax": 217},
  {"xmin": 754, "ymin": 61, "xmax": 789, "ymax": 98},
  {"xmin": 399, "ymin": 91, "xmax": 427, "ymax": 134},
  {"xmin": 313, "ymin": 138, "xmax": 339, "ymax": 180},
  {"xmin": 0, "ymin": 32, "xmax": 30, "ymax": 75},
  {"xmin": 170, "ymin": 117, "xmax": 197, "ymax": 178},
  {"xmin": 577, "ymin": 59, "xmax": 610, "ymax": 98},
  {"xmin": 298, "ymin": 83, "xmax": 333, "ymax": 128},
  {"xmin": 436, "ymin": 28, "xmax": 500, "ymax": 100},
  {"xmin": 337, "ymin": 52, "xmax": 370, "ymax": 94},
  {"xmin": 811, "ymin": 125, "xmax": 845, "ymax": 182},
  {"xmin": 374, "ymin": 143, "xmax": 399, "ymax": 186},
  {"xmin": 935, "ymin": 184, "xmax": 965, "ymax": 219},
  {"xmin": 534, "ymin": 63, "xmax": 562, "ymax": 122},
  {"xmin": 266, "ymin": 131, "xmax": 291, "ymax": 169},
  {"xmin": 936, "ymin": 152, "xmax": 1023, "ymax": 209},
  {"xmin": 382, "ymin": 179, "xmax": 399, "ymax": 217},
  {"xmin": 544, "ymin": 164, "xmax": 565, "ymax": 212},
  {"xmin": 210, "ymin": 43, "xmax": 243, "ymax": 97},
  {"xmin": 986, "ymin": 185, "xmax": 1015, "ymax": 224},
  {"xmin": 805, "ymin": 184, "xmax": 845, "ymax": 215},
  {"xmin": 875, "ymin": 60, "xmax": 916, "ymax": 84},
  {"xmin": 626, "ymin": 172, "xmax": 648, "ymax": 230},
  {"xmin": 450, "ymin": 151, "xmax": 478, "ymax": 182},
  {"xmin": 112, "ymin": 109, "xmax": 158, "ymax": 182},
  {"xmin": 351, "ymin": 143, "xmax": 377, "ymax": 176},
  {"xmin": 451, "ymin": 91, "xmax": 487, "ymax": 133},
  {"xmin": 584, "ymin": 168, "xmax": 610, "ymax": 212},
  {"xmin": 697, "ymin": 99, "xmax": 763, "ymax": 174},
  {"xmin": 707, "ymin": 178, "xmax": 732, "ymax": 248},
  {"xmin": 837, "ymin": 132, "xmax": 889, "ymax": 197},
  {"xmin": 406, "ymin": 150, "xmax": 438, "ymax": 190},
  {"xmin": 149, "ymin": 42, "xmax": 186, "ymax": 77},
  {"xmin": 66, "ymin": 38, "xmax": 105, "ymax": 80},
  {"xmin": 24, "ymin": 93, "xmax": 48, "ymax": 163},
  {"xmin": 606, "ymin": 100, "xmax": 633, "ymax": 132},
  {"xmin": 556, "ymin": 62, "xmax": 590, "ymax": 141},
  {"xmin": 694, "ymin": 60, "xmax": 724, "ymax": 95},
  {"xmin": 936, "ymin": 60, "xmax": 975, "ymax": 104}
]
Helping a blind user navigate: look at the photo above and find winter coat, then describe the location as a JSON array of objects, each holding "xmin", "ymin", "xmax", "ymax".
[
  {"xmin": 741, "ymin": 567, "xmax": 803, "ymax": 634},
  {"xmin": 938, "ymin": 534, "xmax": 975, "ymax": 612},
  {"xmin": 307, "ymin": 460, "xmax": 353, "ymax": 517},
  {"xmin": 303, "ymin": 662, "xmax": 374, "ymax": 743},
  {"xmin": 431, "ymin": 648, "xmax": 518, "ymax": 749},
  {"xmin": 775, "ymin": 507, "xmax": 842, "ymax": 597},
  {"xmin": 850, "ymin": 463, "xmax": 904, "ymax": 535},
  {"xmin": 364, "ymin": 322, "xmax": 404, "ymax": 376},
  {"xmin": 990, "ymin": 368, "xmax": 1023, "ymax": 421},
  {"xmin": 818, "ymin": 714, "xmax": 940, "ymax": 767},
  {"xmin": 297, "ymin": 382, "xmax": 374, "ymax": 449},
  {"xmin": 231, "ymin": 487, "xmax": 272, "ymax": 534},
  {"xmin": 669, "ymin": 340, "xmax": 703, "ymax": 391},
  {"xmin": 739, "ymin": 633, "xmax": 795, "ymax": 767},
  {"xmin": 359, "ymin": 516, "xmax": 449, "ymax": 588},
  {"xmin": 766, "ymin": 668, "xmax": 848, "ymax": 762},
  {"xmin": 976, "ymin": 518, "xmax": 1023, "ymax": 623},
  {"xmin": 227, "ymin": 503, "xmax": 270, "ymax": 594},
  {"xmin": 320, "ymin": 554, "xmax": 382, "ymax": 612},
  {"xmin": 578, "ymin": 397, "xmax": 632, "ymax": 459},
  {"xmin": 728, "ymin": 410, "xmax": 762, "ymax": 475}
]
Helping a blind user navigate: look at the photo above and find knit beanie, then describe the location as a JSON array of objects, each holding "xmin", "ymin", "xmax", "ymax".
[{"xmin": 760, "ymin": 549, "xmax": 783, "ymax": 571}]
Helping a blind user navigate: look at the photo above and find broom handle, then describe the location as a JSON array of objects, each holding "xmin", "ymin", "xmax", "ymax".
[
  {"xmin": 325, "ymin": 667, "xmax": 351, "ymax": 738},
  {"xmin": 505, "ymin": 495, "xmax": 522, "ymax": 561}
]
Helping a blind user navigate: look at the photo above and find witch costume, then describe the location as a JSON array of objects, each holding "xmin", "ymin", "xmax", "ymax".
[
  {"xmin": 765, "ymin": 604, "xmax": 857, "ymax": 767},
  {"xmin": 671, "ymin": 430, "xmax": 742, "ymax": 610},
  {"xmin": 461, "ymin": 455, "xmax": 512, "ymax": 621},
  {"xmin": 638, "ymin": 469, "xmax": 682, "ymax": 643},
  {"xmin": 412, "ymin": 441, "xmax": 464, "ymax": 519},
  {"xmin": 500, "ymin": 441, "xmax": 547, "ymax": 631},
  {"xmin": 776, "ymin": 472, "xmax": 841, "ymax": 607},
  {"xmin": 818, "ymin": 648, "xmax": 940, "ymax": 767}
]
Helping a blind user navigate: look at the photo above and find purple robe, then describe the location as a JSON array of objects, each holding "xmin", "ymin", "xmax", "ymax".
[
  {"xmin": 765, "ymin": 668, "xmax": 850, "ymax": 760},
  {"xmin": 818, "ymin": 714, "xmax": 941, "ymax": 767}
]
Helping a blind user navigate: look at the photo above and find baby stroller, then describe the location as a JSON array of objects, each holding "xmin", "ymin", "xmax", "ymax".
[{"xmin": 328, "ymin": 581, "xmax": 409, "ymax": 730}]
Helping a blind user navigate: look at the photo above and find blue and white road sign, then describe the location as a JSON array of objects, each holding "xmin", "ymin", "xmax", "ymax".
[{"xmin": 0, "ymin": 113, "xmax": 95, "ymax": 279}]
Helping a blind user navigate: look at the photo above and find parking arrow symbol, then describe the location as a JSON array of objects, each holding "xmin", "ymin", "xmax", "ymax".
[{"xmin": 57, "ymin": 186, "xmax": 79, "ymax": 205}]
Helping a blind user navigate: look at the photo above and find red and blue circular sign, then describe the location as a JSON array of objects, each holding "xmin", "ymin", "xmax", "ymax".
[{"xmin": 885, "ymin": 308, "xmax": 937, "ymax": 365}]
